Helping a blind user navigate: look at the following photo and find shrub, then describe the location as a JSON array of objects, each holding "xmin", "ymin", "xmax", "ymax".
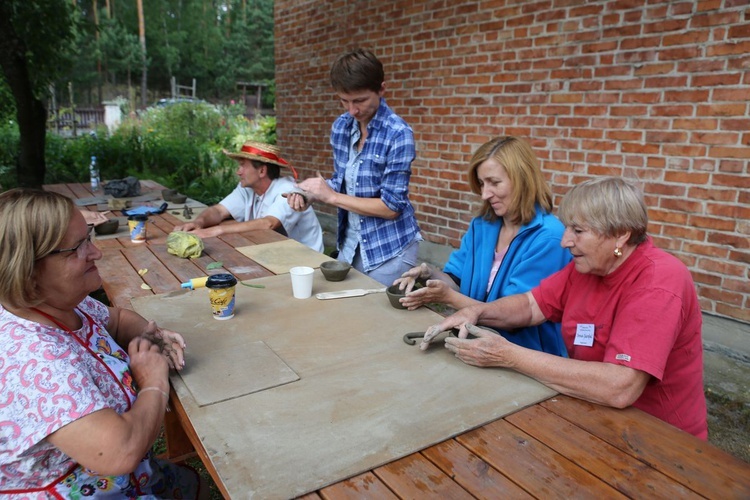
[
  {"xmin": 45, "ymin": 132, "xmax": 101, "ymax": 184},
  {"xmin": 0, "ymin": 101, "xmax": 277, "ymax": 202},
  {"xmin": 103, "ymin": 103, "xmax": 278, "ymax": 203},
  {"xmin": 0, "ymin": 121, "xmax": 19, "ymax": 186}
]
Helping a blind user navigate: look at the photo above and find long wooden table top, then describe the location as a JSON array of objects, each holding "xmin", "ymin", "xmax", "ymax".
[
  {"xmin": 46, "ymin": 181, "xmax": 750, "ymax": 499},
  {"xmin": 44, "ymin": 181, "xmax": 281, "ymax": 309}
]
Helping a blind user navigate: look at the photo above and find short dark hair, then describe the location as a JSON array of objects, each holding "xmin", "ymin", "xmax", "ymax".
[
  {"xmin": 252, "ymin": 160, "xmax": 281, "ymax": 180},
  {"xmin": 330, "ymin": 48, "xmax": 384, "ymax": 93}
]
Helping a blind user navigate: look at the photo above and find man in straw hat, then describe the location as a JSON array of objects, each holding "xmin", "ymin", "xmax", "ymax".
[
  {"xmin": 288, "ymin": 48, "xmax": 421, "ymax": 285},
  {"xmin": 174, "ymin": 141, "xmax": 324, "ymax": 252}
]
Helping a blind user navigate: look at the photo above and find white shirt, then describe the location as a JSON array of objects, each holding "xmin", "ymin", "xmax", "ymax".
[{"xmin": 219, "ymin": 176, "xmax": 324, "ymax": 252}]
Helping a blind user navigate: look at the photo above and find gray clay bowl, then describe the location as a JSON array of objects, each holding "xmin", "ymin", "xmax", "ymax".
[
  {"xmin": 170, "ymin": 194, "xmax": 187, "ymax": 204},
  {"xmin": 320, "ymin": 260, "xmax": 351, "ymax": 281},
  {"xmin": 161, "ymin": 188, "xmax": 178, "ymax": 201},
  {"xmin": 386, "ymin": 284, "xmax": 407, "ymax": 309},
  {"xmin": 94, "ymin": 219, "xmax": 119, "ymax": 235}
]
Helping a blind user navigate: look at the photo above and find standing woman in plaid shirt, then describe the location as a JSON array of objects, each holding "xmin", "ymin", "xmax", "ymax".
[{"xmin": 289, "ymin": 48, "xmax": 422, "ymax": 286}]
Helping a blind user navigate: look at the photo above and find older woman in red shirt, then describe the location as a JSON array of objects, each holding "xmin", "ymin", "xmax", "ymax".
[{"xmin": 422, "ymin": 177, "xmax": 707, "ymax": 439}]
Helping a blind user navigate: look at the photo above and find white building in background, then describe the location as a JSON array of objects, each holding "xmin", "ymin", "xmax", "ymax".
[{"xmin": 103, "ymin": 101, "xmax": 122, "ymax": 133}]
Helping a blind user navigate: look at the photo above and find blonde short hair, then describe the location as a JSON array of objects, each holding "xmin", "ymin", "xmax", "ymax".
[
  {"xmin": 0, "ymin": 189, "xmax": 75, "ymax": 308},
  {"xmin": 557, "ymin": 177, "xmax": 648, "ymax": 245},
  {"xmin": 467, "ymin": 136, "xmax": 553, "ymax": 225}
]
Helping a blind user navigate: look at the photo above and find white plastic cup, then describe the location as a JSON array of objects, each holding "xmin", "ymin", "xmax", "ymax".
[{"xmin": 289, "ymin": 266, "xmax": 314, "ymax": 299}]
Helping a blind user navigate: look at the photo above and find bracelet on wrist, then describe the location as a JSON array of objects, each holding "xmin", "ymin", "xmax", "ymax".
[{"xmin": 139, "ymin": 386, "xmax": 171, "ymax": 411}]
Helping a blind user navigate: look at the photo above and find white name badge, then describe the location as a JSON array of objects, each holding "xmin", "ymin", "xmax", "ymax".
[{"xmin": 574, "ymin": 323, "xmax": 595, "ymax": 347}]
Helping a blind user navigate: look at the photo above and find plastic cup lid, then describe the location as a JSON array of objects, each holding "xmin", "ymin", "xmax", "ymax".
[{"xmin": 206, "ymin": 273, "xmax": 238, "ymax": 288}]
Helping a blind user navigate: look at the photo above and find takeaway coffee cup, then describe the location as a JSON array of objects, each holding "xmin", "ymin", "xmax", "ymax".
[
  {"xmin": 206, "ymin": 273, "xmax": 238, "ymax": 320},
  {"xmin": 289, "ymin": 266, "xmax": 314, "ymax": 299},
  {"xmin": 127, "ymin": 215, "xmax": 148, "ymax": 243}
]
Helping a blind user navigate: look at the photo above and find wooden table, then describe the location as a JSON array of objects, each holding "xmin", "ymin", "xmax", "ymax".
[
  {"xmin": 46, "ymin": 182, "xmax": 750, "ymax": 499},
  {"xmin": 43, "ymin": 181, "xmax": 281, "ymax": 310}
]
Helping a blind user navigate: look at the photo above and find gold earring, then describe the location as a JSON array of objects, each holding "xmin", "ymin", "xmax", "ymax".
[{"xmin": 614, "ymin": 247, "xmax": 623, "ymax": 257}]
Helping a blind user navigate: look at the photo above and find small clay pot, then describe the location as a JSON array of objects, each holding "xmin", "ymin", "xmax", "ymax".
[
  {"xmin": 320, "ymin": 260, "xmax": 351, "ymax": 281},
  {"xmin": 386, "ymin": 284, "xmax": 407, "ymax": 309},
  {"xmin": 94, "ymin": 219, "xmax": 119, "ymax": 235},
  {"xmin": 170, "ymin": 194, "xmax": 187, "ymax": 204},
  {"xmin": 161, "ymin": 188, "xmax": 178, "ymax": 201}
]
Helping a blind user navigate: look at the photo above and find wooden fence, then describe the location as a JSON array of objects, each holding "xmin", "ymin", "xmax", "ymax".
[{"xmin": 48, "ymin": 107, "xmax": 104, "ymax": 136}]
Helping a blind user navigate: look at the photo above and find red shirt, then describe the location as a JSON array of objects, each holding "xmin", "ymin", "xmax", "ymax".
[{"xmin": 532, "ymin": 238, "xmax": 707, "ymax": 439}]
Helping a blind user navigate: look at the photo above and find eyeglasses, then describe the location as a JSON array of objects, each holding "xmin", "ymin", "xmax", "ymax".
[{"xmin": 48, "ymin": 225, "xmax": 95, "ymax": 259}]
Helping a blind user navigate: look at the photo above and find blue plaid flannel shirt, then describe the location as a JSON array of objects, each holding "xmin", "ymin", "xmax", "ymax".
[{"xmin": 328, "ymin": 99, "xmax": 421, "ymax": 271}]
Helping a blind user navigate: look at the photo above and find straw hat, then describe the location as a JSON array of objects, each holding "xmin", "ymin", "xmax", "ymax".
[
  {"xmin": 223, "ymin": 141, "xmax": 289, "ymax": 167},
  {"xmin": 223, "ymin": 141, "xmax": 298, "ymax": 179}
]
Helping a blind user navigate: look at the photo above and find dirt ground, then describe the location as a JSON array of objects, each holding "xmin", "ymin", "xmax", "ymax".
[
  {"xmin": 702, "ymin": 316, "xmax": 750, "ymax": 464},
  {"xmin": 706, "ymin": 388, "xmax": 750, "ymax": 463}
]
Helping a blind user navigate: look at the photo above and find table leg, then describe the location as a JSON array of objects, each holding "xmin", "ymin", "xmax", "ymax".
[
  {"xmin": 162, "ymin": 392, "xmax": 196, "ymax": 461},
  {"xmin": 165, "ymin": 387, "xmax": 232, "ymax": 499}
]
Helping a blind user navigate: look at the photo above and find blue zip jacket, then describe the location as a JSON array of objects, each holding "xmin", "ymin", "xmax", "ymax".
[{"xmin": 444, "ymin": 207, "xmax": 571, "ymax": 356}]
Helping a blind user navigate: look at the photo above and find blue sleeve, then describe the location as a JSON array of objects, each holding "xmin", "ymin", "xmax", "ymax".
[
  {"xmin": 497, "ymin": 230, "xmax": 571, "ymax": 300},
  {"xmin": 379, "ymin": 127, "xmax": 416, "ymax": 213},
  {"xmin": 328, "ymin": 119, "xmax": 346, "ymax": 192},
  {"xmin": 444, "ymin": 221, "xmax": 476, "ymax": 281},
  {"xmin": 444, "ymin": 218, "xmax": 499, "ymax": 301}
]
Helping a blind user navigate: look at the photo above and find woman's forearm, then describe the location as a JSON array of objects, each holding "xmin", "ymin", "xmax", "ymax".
[
  {"xmin": 108, "ymin": 307, "xmax": 148, "ymax": 348},
  {"xmin": 445, "ymin": 290, "xmax": 482, "ymax": 310},
  {"xmin": 477, "ymin": 292, "xmax": 542, "ymax": 330},
  {"xmin": 47, "ymin": 388, "xmax": 168, "ymax": 475},
  {"xmin": 509, "ymin": 347, "xmax": 650, "ymax": 408}
]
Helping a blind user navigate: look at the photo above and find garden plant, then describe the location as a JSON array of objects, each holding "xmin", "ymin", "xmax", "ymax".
[{"xmin": 0, "ymin": 101, "xmax": 276, "ymax": 205}]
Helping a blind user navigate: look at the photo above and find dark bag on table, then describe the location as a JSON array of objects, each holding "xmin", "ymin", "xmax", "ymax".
[{"xmin": 104, "ymin": 176, "xmax": 141, "ymax": 198}]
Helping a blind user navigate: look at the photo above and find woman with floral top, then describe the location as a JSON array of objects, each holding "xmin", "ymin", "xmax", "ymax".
[{"xmin": 0, "ymin": 188, "xmax": 203, "ymax": 498}]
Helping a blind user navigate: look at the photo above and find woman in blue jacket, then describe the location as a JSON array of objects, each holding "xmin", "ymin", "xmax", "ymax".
[{"xmin": 394, "ymin": 136, "xmax": 571, "ymax": 356}]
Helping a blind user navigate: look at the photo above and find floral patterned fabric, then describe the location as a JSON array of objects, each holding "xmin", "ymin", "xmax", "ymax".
[{"xmin": 0, "ymin": 297, "xmax": 198, "ymax": 498}]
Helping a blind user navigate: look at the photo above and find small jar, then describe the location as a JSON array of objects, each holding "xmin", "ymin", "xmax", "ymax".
[{"xmin": 127, "ymin": 215, "xmax": 148, "ymax": 243}]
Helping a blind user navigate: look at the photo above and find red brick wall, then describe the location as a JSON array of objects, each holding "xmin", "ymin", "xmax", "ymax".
[{"xmin": 275, "ymin": 0, "xmax": 750, "ymax": 323}]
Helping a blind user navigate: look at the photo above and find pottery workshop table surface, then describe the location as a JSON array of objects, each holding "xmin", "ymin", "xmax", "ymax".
[
  {"xmin": 43, "ymin": 181, "xmax": 282, "ymax": 310},
  {"xmin": 44, "ymin": 182, "xmax": 750, "ymax": 499},
  {"xmin": 131, "ymin": 270, "xmax": 558, "ymax": 499}
]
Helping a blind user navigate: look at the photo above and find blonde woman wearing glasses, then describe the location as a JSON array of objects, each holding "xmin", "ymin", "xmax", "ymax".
[{"xmin": 0, "ymin": 189, "xmax": 206, "ymax": 498}]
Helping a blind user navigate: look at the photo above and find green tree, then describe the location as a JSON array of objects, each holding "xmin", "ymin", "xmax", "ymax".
[
  {"xmin": 66, "ymin": 9, "xmax": 101, "ymax": 107},
  {"xmin": 0, "ymin": 0, "xmax": 277, "ymax": 189},
  {"xmin": 214, "ymin": 2, "xmax": 275, "ymax": 97},
  {"xmin": 95, "ymin": 0, "xmax": 275, "ymax": 105},
  {"xmin": 99, "ymin": 18, "xmax": 144, "ymax": 99},
  {"xmin": 0, "ymin": 0, "xmax": 80, "ymax": 187},
  {"xmin": 0, "ymin": 78, "xmax": 16, "ymax": 122}
]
